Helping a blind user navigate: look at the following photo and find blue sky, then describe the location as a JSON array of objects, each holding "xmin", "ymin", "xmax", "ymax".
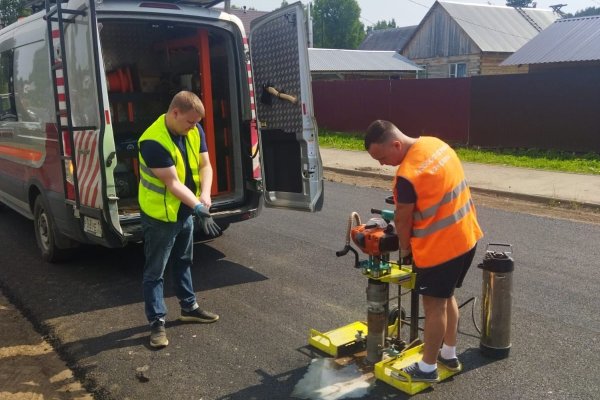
[{"xmin": 233, "ymin": 0, "xmax": 599, "ymax": 27}]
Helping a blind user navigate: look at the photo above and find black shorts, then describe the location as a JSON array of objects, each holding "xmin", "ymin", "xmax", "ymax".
[{"xmin": 413, "ymin": 245, "xmax": 478, "ymax": 298}]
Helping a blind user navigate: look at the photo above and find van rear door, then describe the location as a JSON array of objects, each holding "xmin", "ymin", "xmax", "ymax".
[
  {"xmin": 46, "ymin": 0, "xmax": 112, "ymax": 239},
  {"xmin": 249, "ymin": 2, "xmax": 324, "ymax": 212}
]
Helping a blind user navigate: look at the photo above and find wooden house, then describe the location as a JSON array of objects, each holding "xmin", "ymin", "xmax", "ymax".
[{"xmin": 400, "ymin": 1, "xmax": 559, "ymax": 78}]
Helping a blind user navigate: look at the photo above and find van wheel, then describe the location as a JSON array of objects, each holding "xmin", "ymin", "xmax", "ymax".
[{"xmin": 33, "ymin": 196, "xmax": 70, "ymax": 263}]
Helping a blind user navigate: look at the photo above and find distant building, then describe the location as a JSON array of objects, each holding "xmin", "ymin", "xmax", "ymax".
[
  {"xmin": 400, "ymin": 1, "xmax": 559, "ymax": 78},
  {"xmin": 501, "ymin": 15, "xmax": 600, "ymax": 73},
  {"xmin": 358, "ymin": 26, "xmax": 418, "ymax": 52},
  {"xmin": 308, "ymin": 48, "xmax": 421, "ymax": 80},
  {"xmin": 226, "ymin": 7, "xmax": 269, "ymax": 33}
]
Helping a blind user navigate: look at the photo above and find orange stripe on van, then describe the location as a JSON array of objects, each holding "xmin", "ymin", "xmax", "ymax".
[{"xmin": 0, "ymin": 144, "xmax": 43, "ymax": 162}]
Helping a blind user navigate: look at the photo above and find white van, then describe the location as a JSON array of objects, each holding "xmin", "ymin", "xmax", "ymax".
[{"xmin": 0, "ymin": 0, "xmax": 323, "ymax": 261}]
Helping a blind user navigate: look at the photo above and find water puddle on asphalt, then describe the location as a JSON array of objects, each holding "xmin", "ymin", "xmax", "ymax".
[{"xmin": 291, "ymin": 357, "xmax": 374, "ymax": 400}]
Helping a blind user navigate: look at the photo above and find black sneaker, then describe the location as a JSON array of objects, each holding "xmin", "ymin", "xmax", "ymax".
[
  {"xmin": 150, "ymin": 321, "xmax": 168, "ymax": 348},
  {"xmin": 180, "ymin": 308, "xmax": 219, "ymax": 323},
  {"xmin": 437, "ymin": 354, "xmax": 462, "ymax": 372},
  {"xmin": 393, "ymin": 362, "xmax": 439, "ymax": 383}
]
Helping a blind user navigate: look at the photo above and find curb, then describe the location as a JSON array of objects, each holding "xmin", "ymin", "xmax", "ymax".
[{"xmin": 323, "ymin": 166, "xmax": 600, "ymax": 212}]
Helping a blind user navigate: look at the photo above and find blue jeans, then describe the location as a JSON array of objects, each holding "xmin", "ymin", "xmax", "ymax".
[{"xmin": 142, "ymin": 213, "xmax": 197, "ymax": 324}]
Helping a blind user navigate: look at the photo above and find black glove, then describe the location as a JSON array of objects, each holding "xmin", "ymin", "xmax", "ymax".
[
  {"xmin": 200, "ymin": 216, "xmax": 221, "ymax": 237},
  {"xmin": 193, "ymin": 203, "xmax": 210, "ymax": 218},
  {"xmin": 399, "ymin": 248, "xmax": 413, "ymax": 266}
]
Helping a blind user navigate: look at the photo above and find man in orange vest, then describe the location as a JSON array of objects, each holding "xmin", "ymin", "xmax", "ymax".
[{"xmin": 365, "ymin": 120, "xmax": 483, "ymax": 382}]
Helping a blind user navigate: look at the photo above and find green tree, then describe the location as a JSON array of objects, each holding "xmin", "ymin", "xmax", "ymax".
[
  {"xmin": 573, "ymin": 6, "xmax": 600, "ymax": 17},
  {"xmin": 279, "ymin": 1, "xmax": 289, "ymax": 8},
  {"xmin": 505, "ymin": 0, "xmax": 533, "ymax": 7},
  {"xmin": 312, "ymin": 0, "xmax": 365, "ymax": 49},
  {"xmin": 0, "ymin": 0, "xmax": 28, "ymax": 27},
  {"xmin": 366, "ymin": 19, "xmax": 397, "ymax": 35}
]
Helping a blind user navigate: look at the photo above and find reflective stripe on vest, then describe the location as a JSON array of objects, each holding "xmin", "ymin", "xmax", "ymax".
[
  {"xmin": 395, "ymin": 137, "xmax": 482, "ymax": 268},
  {"xmin": 413, "ymin": 179, "xmax": 468, "ymax": 222},
  {"xmin": 139, "ymin": 164, "xmax": 166, "ymax": 195},
  {"xmin": 137, "ymin": 114, "xmax": 201, "ymax": 222}
]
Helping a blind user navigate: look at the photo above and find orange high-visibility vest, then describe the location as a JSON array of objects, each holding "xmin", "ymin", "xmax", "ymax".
[{"xmin": 393, "ymin": 137, "xmax": 483, "ymax": 268}]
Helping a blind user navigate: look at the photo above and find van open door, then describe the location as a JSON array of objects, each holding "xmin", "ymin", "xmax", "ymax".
[
  {"xmin": 45, "ymin": 0, "xmax": 105, "ymax": 214},
  {"xmin": 249, "ymin": 2, "xmax": 324, "ymax": 212}
]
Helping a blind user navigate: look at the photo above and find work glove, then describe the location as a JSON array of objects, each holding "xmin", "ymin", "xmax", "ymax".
[
  {"xmin": 399, "ymin": 248, "xmax": 413, "ymax": 266},
  {"xmin": 200, "ymin": 216, "xmax": 222, "ymax": 237},
  {"xmin": 193, "ymin": 203, "xmax": 211, "ymax": 219}
]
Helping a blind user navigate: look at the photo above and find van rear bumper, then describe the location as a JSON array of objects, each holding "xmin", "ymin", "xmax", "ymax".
[{"xmin": 121, "ymin": 190, "xmax": 263, "ymax": 243}]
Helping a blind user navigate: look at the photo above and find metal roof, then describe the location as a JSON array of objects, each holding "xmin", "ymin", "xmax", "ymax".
[
  {"xmin": 308, "ymin": 49, "xmax": 422, "ymax": 72},
  {"xmin": 502, "ymin": 16, "xmax": 600, "ymax": 65},
  {"xmin": 437, "ymin": 1, "xmax": 559, "ymax": 52},
  {"xmin": 358, "ymin": 26, "xmax": 418, "ymax": 51}
]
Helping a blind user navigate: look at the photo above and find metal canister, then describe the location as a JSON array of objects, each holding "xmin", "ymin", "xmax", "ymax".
[{"xmin": 479, "ymin": 244, "xmax": 514, "ymax": 359}]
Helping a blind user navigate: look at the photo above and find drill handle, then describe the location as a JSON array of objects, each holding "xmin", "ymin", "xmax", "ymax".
[{"xmin": 336, "ymin": 245, "xmax": 360, "ymax": 268}]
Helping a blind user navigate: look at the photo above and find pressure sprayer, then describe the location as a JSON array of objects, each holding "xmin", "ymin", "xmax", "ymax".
[{"xmin": 478, "ymin": 243, "xmax": 514, "ymax": 359}]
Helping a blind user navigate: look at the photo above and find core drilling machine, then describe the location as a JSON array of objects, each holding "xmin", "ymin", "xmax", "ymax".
[{"xmin": 308, "ymin": 203, "xmax": 461, "ymax": 395}]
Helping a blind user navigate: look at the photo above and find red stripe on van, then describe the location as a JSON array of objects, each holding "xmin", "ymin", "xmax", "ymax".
[{"xmin": 0, "ymin": 145, "xmax": 43, "ymax": 162}]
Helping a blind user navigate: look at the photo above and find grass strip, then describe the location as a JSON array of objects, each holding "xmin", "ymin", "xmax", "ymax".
[{"xmin": 318, "ymin": 130, "xmax": 600, "ymax": 175}]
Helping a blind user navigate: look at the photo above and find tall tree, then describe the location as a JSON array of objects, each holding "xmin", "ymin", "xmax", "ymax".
[
  {"xmin": 312, "ymin": 0, "xmax": 365, "ymax": 49},
  {"xmin": 505, "ymin": 0, "xmax": 533, "ymax": 7},
  {"xmin": 0, "ymin": 0, "xmax": 28, "ymax": 27},
  {"xmin": 366, "ymin": 19, "xmax": 397, "ymax": 35},
  {"xmin": 573, "ymin": 6, "xmax": 600, "ymax": 17}
]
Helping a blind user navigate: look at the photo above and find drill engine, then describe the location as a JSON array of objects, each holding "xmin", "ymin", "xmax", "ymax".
[{"xmin": 351, "ymin": 218, "xmax": 399, "ymax": 257}]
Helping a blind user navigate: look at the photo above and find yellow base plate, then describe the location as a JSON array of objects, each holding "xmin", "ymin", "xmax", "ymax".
[
  {"xmin": 309, "ymin": 321, "xmax": 368, "ymax": 357},
  {"xmin": 374, "ymin": 344, "xmax": 460, "ymax": 395},
  {"xmin": 309, "ymin": 320, "xmax": 401, "ymax": 357}
]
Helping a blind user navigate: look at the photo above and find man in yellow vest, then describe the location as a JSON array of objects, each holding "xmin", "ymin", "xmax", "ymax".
[
  {"xmin": 138, "ymin": 91, "xmax": 221, "ymax": 348},
  {"xmin": 365, "ymin": 120, "xmax": 483, "ymax": 382}
]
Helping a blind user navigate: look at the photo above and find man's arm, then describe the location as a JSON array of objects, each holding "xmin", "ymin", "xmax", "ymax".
[
  {"xmin": 150, "ymin": 166, "xmax": 200, "ymax": 209},
  {"xmin": 198, "ymin": 152, "xmax": 213, "ymax": 207},
  {"xmin": 394, "ymin": 202, "xmax": 414, "ymax": 254}
]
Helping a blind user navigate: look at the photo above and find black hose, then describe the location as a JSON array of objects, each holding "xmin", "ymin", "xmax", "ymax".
[{"xmin": 457, "ymin": 296, "xmax": 481, "ymax": 337}]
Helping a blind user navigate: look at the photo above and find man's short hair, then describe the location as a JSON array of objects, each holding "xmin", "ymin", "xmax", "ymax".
[
  {"xmin": 168, "ymin": 91, "xmax": 205, "ymax": 117},
  {"xmin": 364, "ymin": 120, "xmax": 398, "ymax": 150}
]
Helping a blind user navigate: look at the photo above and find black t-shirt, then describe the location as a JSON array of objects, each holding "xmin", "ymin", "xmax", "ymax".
[
  {"xmin": 140, "ymin": 124, "xmax": 208, "ymax": 219},
  {"xmin": 395, "ymin": 177, "xmax": 417, "ymax": 204}
]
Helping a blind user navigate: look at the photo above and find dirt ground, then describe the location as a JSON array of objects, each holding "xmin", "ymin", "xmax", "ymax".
[
  {"xmin": 324, "ymin": 170, "xmax": 600, "ymax": 225},
  {"xmin": 0, "ymin": 292, "xmax": 93, "ymax": 400}
]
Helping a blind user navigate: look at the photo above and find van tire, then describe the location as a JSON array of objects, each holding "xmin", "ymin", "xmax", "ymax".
[{"xmin": 33, "ymin": 196, "xmax": 71, "ymax": 263}]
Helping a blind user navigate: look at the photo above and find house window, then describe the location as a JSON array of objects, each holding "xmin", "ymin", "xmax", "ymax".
[{"xmin": 449, "ymin": 62, "xmax": 467, "ymax": 78}]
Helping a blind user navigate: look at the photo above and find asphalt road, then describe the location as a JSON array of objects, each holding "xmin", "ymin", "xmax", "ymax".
[{"xmin": 0, "ymin": 180, "xmax": 599, "ymax": 400}]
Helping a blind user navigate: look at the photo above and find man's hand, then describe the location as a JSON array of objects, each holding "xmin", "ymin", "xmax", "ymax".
[
  {"xmin": 200, "ymin": 216, "xmax": 221, "ymax": 237},
  {"xmin": 399, "ymin": 248, "xmax": 413, "ymax": 266},
  {"xmin": 193, "ymin": 203, "xmax": 210, "ymax": 219}
]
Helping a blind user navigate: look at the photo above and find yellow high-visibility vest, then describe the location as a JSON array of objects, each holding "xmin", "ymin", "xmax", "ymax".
[{"xmin": 138, "ymin": 114, "xmax": 201, "ymax": 222}]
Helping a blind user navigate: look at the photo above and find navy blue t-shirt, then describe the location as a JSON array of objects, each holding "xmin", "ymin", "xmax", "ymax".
[
  {"xmin": 140, "ymin": 123, "xmax": 208, "ymax": 219},
  {"xmin": 395, "ymin": 177, "xmax": 417, "ymax": 204}
]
